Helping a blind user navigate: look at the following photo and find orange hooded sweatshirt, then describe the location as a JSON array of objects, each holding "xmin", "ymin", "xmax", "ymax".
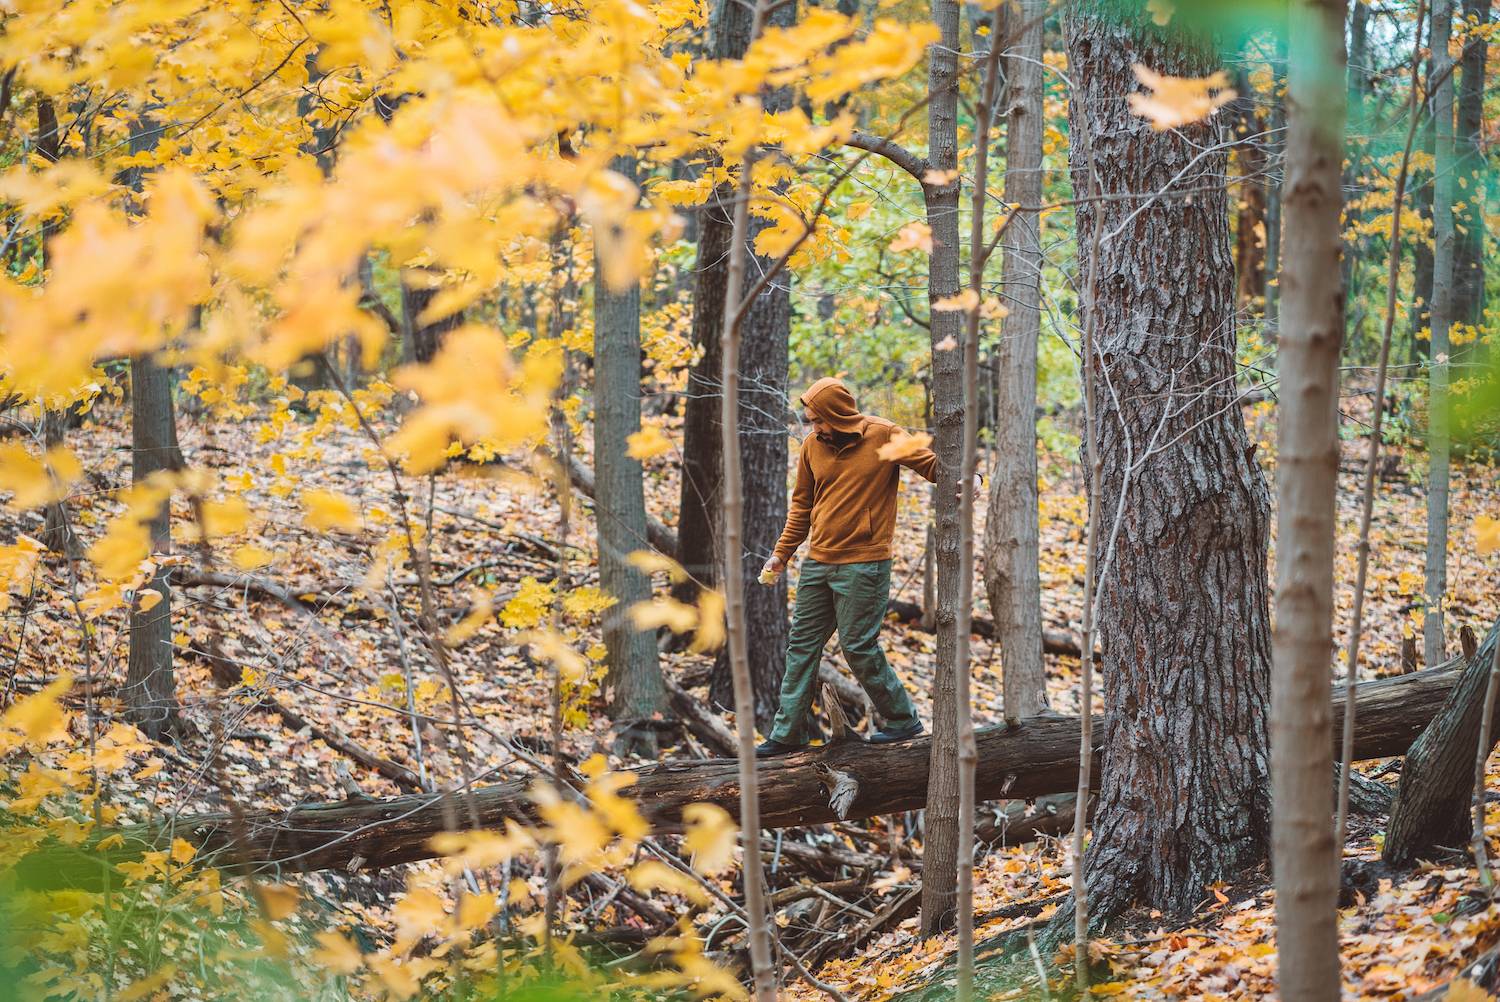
[{"xmin": 772, "ymin": 377, "xmax": 940, "ymax": 565}]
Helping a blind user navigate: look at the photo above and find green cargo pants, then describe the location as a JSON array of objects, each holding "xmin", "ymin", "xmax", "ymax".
[{"xmin": 767, "ymin": 558, "xmax": 919, "ymax": 746}]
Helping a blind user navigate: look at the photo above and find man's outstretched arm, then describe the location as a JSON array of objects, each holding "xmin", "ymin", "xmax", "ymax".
[
  {"xmin": 895, "ymin": 431, "xmax": 940, "ymax": 483},
  {"xmin": 766, "ymin": 448, "xmax": 814, "ymax": 574},
  {"xmin": 895, "ymin": 433, "xmax": 982, "ymax": 498}
]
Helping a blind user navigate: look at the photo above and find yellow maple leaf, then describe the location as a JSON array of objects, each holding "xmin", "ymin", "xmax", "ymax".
[
  {"xmin": 1146, "ymin": 0, "xmax": 1174, "ymax": 26},
  {"xmin": 1127, "ymin": 65, "xmax": 1236, "ymax": 131},
  {"xmin": 932, "ymin": 289, "xmax": 979, "ymax": 313},
  {"xmin": 312, "ymin": 931, "xmax": 364, "ymax": 975},
  {"xmin": 627, "ymin": 550, "xmax": 688, "ymax": 583},
  {"xmin": 456, "ymin": 892, "xmax": 498, "ymax": 932},
  {"xmin": 392, "ymin": 887, "xmax": 448, "ymax": 943},
  {"xmin": 689, "ymin": 589, "xmax": 726, "ymax": 654},
  {"xmin": 135, "ymin": 588, "xmax": 163, "ymax": 613},
  {"xmin": 0, "ymin": 443, "xmax": 80, "ymax": 509},
  {"xmin": 888, "ymin": 221, "xmax": 933, "ymax": 254},
  {"xmin": 626, "ymin": 423, "xmax": 673, "ymax": 460},
  {"xmin": 877, "ymin": 430, "xmax": 933, "ymax": 462},
  {"xmin": 1475, "ymin": 515, "xmax": 1499, "ymax": 556},
  {"xmin": 682, "ymin": 803, "xmax": 738, "ymax": 874},
  {"xmin": 445, "ymin": 591, "xmax": 494, "ymax": 645},
  {"xmin": 524, "ymin": 628, "xmax": 589, "ymax": 682},
  {"xmin": 3, "ymin": 675, "xmax": 73, "ymax": 744},
  {"xmin": 302, "ymin": 489, "xmax": 360, "ymax": 532},
  {"xmin": 192, "ymin": 497, "xmax": 251, "ymax": 539},
  {"xmin": 630, "ymin": 596, "xmax": 698, "ymax": 635},
  {"xmin": 231, "ymin": 544, "xmax": 274, "ymax": 570},
  {"xmin": 627, "ymin": 858, "xmax": 709, "ymax": 905},
  {"xmin": 255, "ymin": 882, "xmax": 299, "ymax": 920}
]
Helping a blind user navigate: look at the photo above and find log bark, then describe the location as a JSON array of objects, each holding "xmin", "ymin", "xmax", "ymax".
[
  {"xmin": 1384, "ymin": 616, "xmax": 1500, "ymax": 866},
  {"xmin": 24, "ymin": 667, "xmax": 1462, "ymax": 888},
  {"xmin": 1066, "ymin": 3, "xmax": 1273, "ymax": 922}
]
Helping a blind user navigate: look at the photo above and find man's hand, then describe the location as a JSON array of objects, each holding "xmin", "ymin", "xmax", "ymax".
[
  {"xmin": 759, "ymin": 556, "xmax": 785, "ymax": 585},
  {"xmin": 954, "ymin": 473, "xmax": 984, "ymax": 505}
]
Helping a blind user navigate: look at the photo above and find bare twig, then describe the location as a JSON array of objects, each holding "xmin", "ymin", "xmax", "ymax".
[{"xmin": 1336, "ymin": 1, "xmax": 1427, "ymax": 848}]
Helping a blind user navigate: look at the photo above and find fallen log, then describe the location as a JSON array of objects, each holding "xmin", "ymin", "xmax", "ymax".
[
  {"xmin": 1383, "ymin": 616, "xmax": 1500, "ymax": 866},
  {"xmin": 20, "ymin": 667, "xmax": 1461, "ymax": 887},
  {"xmin": 884, "ymin": 599, "xmax": 1082, "ymax": 658}
]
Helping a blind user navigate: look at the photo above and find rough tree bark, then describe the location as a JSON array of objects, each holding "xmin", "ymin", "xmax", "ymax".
[
  {"xmin": 1065, "ymin": 4, "xmax": 1273, "ymax": 922},
  {"xmin": 35, "ymin": 98, "xmax": 77, "ymax": 558},
  {"xmin": 984, "ymin": 0, "xmax": 1049, "ymax": 726},
  {"xmin": 679, "ymin": 0, "xmax": 793, "ymax": 730},
  {"xmin": 1385, "ymin": 616, "xmax": 1500, "ymax": 867},
  {"xmin": 1453, "ymin": 0, "xmax": 1487, "ymax": 330},
  {"xmin": 1425, "ymin": 0, "xmax": 1455, "ymax": 671},
  {"xmin": 125, "ymin": 352, "xmax": 179, "ymax": 740},
  {"xmin": 123, "ymin": 117, "xmax": 180, "ymax": 740},
  {"xmin": 1272, "ymin": 1, "xmax": 1346, "ymax": 995},
  {"xmin": 594, "ymin": 156, "xmax": 670, "ymax": 758},
  {"xmin": 1409, "ymin": 29, "xmax": 1436, "ymax": 368},
  {"xmin": 919, "ymin": 0, "xmax": 966, "ymax": 937},
  {"xmin": 25, "ymin": 667, "xmax": 1459, "ymax": 889}
]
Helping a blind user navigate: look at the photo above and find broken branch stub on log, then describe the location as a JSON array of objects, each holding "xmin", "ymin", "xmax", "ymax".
[{"xmin": 21, "ymin": 667, "xmax": 1462, "ymax": 887}]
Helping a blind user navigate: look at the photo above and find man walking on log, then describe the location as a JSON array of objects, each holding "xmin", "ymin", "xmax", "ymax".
[{"xmin": 756, "ymin": 377, "xmax": 976, "ymax": 757}]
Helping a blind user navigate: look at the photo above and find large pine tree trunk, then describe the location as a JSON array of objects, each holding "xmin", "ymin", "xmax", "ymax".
[
  {"xmin": 688, "ymin": 0, "xmax": 794, "ymax": 729},
  {"xmin": 918, "ymin": 0, "xmax": 966, "ymax": 938},
  {"xmin": 1425, "ymin": 0, "xmax": 1456, "ymax": 671},
  {"xmin": 983, "ymin": 0, "xmax": 1048, "ymax": 727},
  {"xmin": 1065, "ymin": 4, "xmax": 1272, "ymax": 922},
  {"xmin": 1453, "ymin": 0, "xmax": 1487, "ymax": 330},
  {"xmin": 594, "ymin": 157, "xmax": 669, "ymax": 758},
  {"xmin": 1272, "ymin": 1, "xmax": 1346, "ymax": 994}
]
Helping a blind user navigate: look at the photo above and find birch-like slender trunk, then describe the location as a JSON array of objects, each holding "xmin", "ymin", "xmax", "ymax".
[
  {"xmin": 954, "ymin": 28, "xmax": 1006, "ymax": 999},
  {"xmin": 984, "ymin": 0, "xmax": 1048, "ymax": 727},
  {"xmin": 1425, "ymin": 0, "xmax": 1456, "ymax": 670},
  {"xmin": 718, "ymin": 0, "xmax": 776, "ymax": 989},
  {"xmin": 918, "ymin": 0, "xmax": 966, "ymax": 937},
  {"xmin": 1272, "ymin": 1, "xmax": 1346, "ymax": 997}
]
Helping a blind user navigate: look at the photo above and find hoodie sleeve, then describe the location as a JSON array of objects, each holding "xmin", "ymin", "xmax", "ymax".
[
  {"xmin": 894, "ymin": 426, "xmax": 940, "ymax": 483},
  {"xmin": 773, "ymin": 444, "xmax": 815, "ymax": 563}
]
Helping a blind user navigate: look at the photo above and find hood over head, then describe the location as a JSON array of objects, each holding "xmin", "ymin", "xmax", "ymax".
[{"xmin": 800, "ymin": 377, "xmax": 866, "ymax": 436}]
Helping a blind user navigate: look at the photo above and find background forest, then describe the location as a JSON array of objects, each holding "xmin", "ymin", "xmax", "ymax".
[{"xmin": 1, "ymin": 0, "xmax": 1499, "ymax": 999}]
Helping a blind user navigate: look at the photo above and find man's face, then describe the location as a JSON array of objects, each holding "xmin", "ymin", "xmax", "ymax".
[{"xmin": 803, "ymin": 409, "xmax": 831, "ymax": 442}]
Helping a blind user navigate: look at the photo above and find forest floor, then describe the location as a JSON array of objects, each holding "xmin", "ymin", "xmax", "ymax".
[{"xmin": 4, "ymin": 392, "xmax": 1500, "ymax": 999}]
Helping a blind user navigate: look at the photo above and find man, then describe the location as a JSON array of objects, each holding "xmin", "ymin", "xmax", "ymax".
[{"xmin": 756, "ymin": 377, "xmax": 975, "ymax": 757}]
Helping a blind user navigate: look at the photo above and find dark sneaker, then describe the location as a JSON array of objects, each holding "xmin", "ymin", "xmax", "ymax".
[
  {"xmin": 755, "ymin": 739, "xmax": 806, "ymax": 758},
  {"xmin": 869, "ymin": 720, "xmax": 924, "ymax": 744}
]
